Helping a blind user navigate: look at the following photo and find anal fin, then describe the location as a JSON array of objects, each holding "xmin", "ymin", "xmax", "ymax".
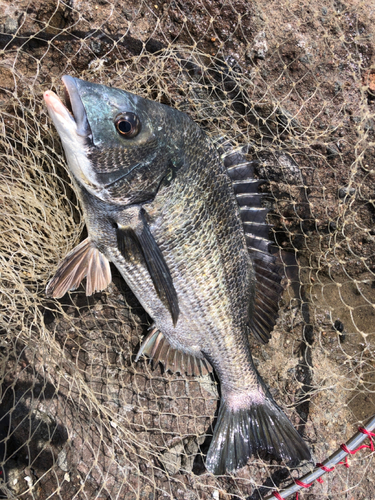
[
  {"xmin": 136, "ymin": 328, "xmax": 213, "ymax": 377},
  {"xmin": 46, "ymin": 237, "xmax": 112, "ymax": 298}
]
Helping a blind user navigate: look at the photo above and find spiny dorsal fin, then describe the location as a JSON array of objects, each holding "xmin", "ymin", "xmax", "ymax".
[
  {"xmin": 136, "ymin": 327, "xmax": 213, "ymax": 376},
  {"xmin": 46, "ymin": 237, "xmax": 112, "ymax": 298},
  {"xmin": 220, "ymin": 144, "xmax": 285, "ymax": 344}
]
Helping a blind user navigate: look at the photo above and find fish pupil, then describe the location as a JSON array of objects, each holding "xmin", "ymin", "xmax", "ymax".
[{"xmin": 118, "ymin": 120, "xmax": 132, "ymax": 134}]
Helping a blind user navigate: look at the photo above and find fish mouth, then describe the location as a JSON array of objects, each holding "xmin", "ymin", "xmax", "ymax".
[{"xmin": 61, "ymin": 75, "xmax": 92, "ymax": 138}]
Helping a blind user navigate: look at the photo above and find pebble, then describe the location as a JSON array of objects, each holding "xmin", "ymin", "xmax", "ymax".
[
  {"xmin": 90, "ymin": 40, "xmax": 102, "ymax": 55},
  {"xmin": 2, "ymin": 16, "xmax": 18, "ymax": 34},
  {"xmin": 334, "ymin": 81, "xmax": 342, "ymax": 95},
  {"xmin": 333, "ymin": 319, "xmax": 344, "ymax": 333},
  {"xmin": 338, "ymin": 187, "xmax": 355, "ymax": 199}
]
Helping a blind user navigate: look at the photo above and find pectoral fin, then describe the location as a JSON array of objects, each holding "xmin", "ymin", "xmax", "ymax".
[
  {"xmin": 46, "ymin": 237, "xmax": 112, "ymax": 298},
  {"xmin": 116, "ymin": 210, "xmax": 179, "ymax": 326}
]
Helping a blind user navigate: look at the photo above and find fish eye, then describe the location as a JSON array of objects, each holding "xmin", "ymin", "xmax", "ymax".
[{"xmin": 115, "ymin": 113, "xmax": 141, "ymax": 138}]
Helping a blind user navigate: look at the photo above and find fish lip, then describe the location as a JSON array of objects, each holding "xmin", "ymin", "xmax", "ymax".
[{"xmin": 61, "ymin": 75, "xmax": 92, "ymax": 138}]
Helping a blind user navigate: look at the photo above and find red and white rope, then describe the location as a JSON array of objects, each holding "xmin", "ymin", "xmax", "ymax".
[{"xmin": 263, "ymin": 415, "xmax": 375, "ymax": 500}]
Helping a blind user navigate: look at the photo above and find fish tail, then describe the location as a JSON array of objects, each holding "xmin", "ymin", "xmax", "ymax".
[{"xmin": 205, "ymin": 396, "xmax": 311, "ymax": 475}]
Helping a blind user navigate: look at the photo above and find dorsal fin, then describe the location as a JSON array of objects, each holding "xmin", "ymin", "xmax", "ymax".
[{"xmin": 219, "ymin": 143, "xmax": 285, "ymax": 344}]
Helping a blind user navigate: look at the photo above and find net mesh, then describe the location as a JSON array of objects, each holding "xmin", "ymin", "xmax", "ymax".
[{"xmin": 1, "ymin": 0, "xmax": 374, "ymax": 498}]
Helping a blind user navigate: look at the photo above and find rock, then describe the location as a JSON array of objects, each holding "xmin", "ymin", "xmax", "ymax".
[
  {"xmin": 333, "ymin": 319, "xmax": 344, "ymax": 333},
  {"xmin": 160, "ymin": 434, "xmax": 206, "ymax": 474},
  {"xmin": 90, "ymin": 40, "xmax": 102, "ymax": 55},
  {"xmin": 338, "ymin": 186, "xmax": 355, "ymax": 199},
  {"xmin": 57, "ymin": 449, "xmax": 69, "ymax": 472},
  {"xmin": 248, "ymin": 31, "xmax": 268, "ymax": 60},
  {"xmin": 256, "ymin": 152, "xmax": 303, "ymax": 185},
  {"xmin": 2, "ymin": 16, "xmax": 18, "ymax": 34},
  {"xmin": 160, "ymin": 441, "xmax": 184, "ymax": 475},
  {"xmin": 181, "ymin": 435, "xmax": 206, "ymax": 471}
]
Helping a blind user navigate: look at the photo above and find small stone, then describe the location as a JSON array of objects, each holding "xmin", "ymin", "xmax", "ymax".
[
  {"xmin": 3, "ymin": 17, "xmax": 18, "ymax": 34},
  {"xmin": 160, "ymin": 441, "xmax": 184, "ymax": 475},
  {"xmin": 90, "ymin": 40, "xmax": 102, "ymax": 55},
  {"xmin": 364, "ymin": 119, "xmax": 374, "ymax": 131},
  {"xmin": 248, "ymin": 31, "xmax": 268, "ymax": 60},
  {"xmin": 57, "ymin": 450, "xmax": 69, "ymax": 472},
  {"xmin": 122, "ymin": 8, "xmax": 133, "ymax": 20},
  {"xmin": 326, "ymin": 145, "xmax": 339, "ymax": 157},
  {"xmin": 338, "ymin": 187, "xmax": 355, "ymax": 199},
  {"xmin": 333, "ymin": 319, "xmax": 344, "ymax": 333},
  {"xmin": 24, "ymin": 476, "xmax": 33, "ymax": 487},
  {"xmin": 334, "ymin": 81, "xmax": 342, "ymax": 95},
  {"xmin": 64, "ymin": 42, "xmax": 73, "ymax": 53}
]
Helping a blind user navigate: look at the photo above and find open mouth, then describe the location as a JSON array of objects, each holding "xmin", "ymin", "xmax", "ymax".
[
  {"xmin": 62, "ymin": 75, "xmax": 92, "ymax": 138},
  {"xmin": 63, "ymin": 85, "xmax": 73, "ymax": 115}
]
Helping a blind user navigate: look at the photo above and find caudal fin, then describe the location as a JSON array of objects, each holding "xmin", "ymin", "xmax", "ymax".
[{"xmin": 205, "ymin": 398, "xmax": 311, "ymax": 475}]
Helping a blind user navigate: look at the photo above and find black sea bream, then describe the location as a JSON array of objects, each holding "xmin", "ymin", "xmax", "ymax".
[{"xmin": 44, "ymin": 76, "xmax": 311, "ymax": 474}]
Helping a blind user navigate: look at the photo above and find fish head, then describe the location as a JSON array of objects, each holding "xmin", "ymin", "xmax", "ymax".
[{"xmin": 44, "ymin": 76, "xmax": 197, "ymax": 205}]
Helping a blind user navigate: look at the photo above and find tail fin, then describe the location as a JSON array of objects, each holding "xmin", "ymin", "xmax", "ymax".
[{"xmin": 205, "ymin": 398, "xmax": 311, "ymax": 475}]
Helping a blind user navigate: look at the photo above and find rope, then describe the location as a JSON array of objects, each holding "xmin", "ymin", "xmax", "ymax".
[{"xmin": 269, "ymin": 418, "xmax": 375, "ymax": 500}]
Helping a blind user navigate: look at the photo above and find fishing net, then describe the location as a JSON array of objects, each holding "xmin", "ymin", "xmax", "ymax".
[{"xmin": 1, "ymin": 0, "xmax": 374, "ymax": 498}]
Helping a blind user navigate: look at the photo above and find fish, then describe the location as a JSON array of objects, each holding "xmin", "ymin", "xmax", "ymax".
[{"xmin": 43, "ymin": 75, "xmax": 312, "ymax": 475}]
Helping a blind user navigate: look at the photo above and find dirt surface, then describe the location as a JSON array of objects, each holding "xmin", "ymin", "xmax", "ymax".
[{"xmin": 1, "ymin": 0, "xmax": 375, "ymax": 499}]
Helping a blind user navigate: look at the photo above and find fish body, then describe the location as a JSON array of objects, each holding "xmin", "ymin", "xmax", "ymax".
[{"xmin": 44, "ymin": 76, "xmax": 311, "ymax": 474}]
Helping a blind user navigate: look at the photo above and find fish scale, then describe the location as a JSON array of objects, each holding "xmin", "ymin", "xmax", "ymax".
[
  {"xmin": 148, "ymin": 163, "xmax": 247, "ymax": 356},
  {"xmin": 44, "ymin": 75, "xmax": 312, "ymax": 475}
]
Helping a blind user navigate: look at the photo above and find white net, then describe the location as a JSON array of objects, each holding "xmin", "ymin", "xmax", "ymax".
[{"xmin": 0, "ymin": 0, "xmax": 374, "ymax": 498}]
